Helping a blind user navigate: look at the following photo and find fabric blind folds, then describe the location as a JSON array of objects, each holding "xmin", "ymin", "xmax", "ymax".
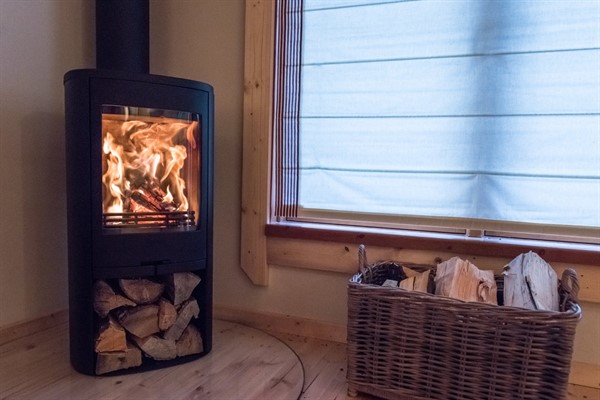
[
  {"xmin": 272, "ymin": 0, "xmax": 303, "ymax": 219},
  {"xmin": 294, "ymin": 0, "xmax": 600, "ymax": 233}
]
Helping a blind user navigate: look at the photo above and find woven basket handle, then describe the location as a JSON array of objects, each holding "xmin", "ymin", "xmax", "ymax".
[
  {"xmin": 357, "ymin": 244, "xmax": 373, "ymax": 282},
  {"xmin": 358, "ymin": 244, "xmax": 368, "ymax": 272},
  {"xmin": 560, "ymin": 268, "xmax": 579, "ymax": 309}
]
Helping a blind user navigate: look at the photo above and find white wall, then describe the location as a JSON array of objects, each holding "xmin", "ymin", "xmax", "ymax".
[
  {"xmin": 0, "ymin": 0, "xmax": 94, "ymax": 326},
  {"xmin": 0, "ymin": 0, "xmax": 597, "ymax": 368}
]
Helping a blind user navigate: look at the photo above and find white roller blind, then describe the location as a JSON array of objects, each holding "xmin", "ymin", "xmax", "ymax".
[{"xmin": 297, "ymin": 0, "xmax": 600, "ymax": 230}]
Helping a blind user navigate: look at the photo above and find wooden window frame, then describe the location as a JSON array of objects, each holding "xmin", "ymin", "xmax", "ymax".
[{"xmin": 240, "ymin": 0, "xmax": 600, "ymax": 303}]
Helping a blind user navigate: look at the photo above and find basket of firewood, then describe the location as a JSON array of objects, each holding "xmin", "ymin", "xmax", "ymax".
[{"xmin": 347, "ymin": 245, "xmax": 581, "ymax": 400}]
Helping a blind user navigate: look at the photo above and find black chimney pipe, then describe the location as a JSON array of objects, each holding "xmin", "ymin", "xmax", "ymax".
[{"xmin": 95, "ymin": 0, "xmax": 149, "ymax": 73}]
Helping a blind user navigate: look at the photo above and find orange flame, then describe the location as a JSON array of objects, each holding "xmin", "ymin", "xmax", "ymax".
[{"xmin": 101, "ymin": 116, "xmax": 198, "ymax": 216}]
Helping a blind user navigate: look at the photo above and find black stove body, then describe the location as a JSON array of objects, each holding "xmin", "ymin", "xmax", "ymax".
[{"xmin": 64, "ymin": 0, "xmax": 213, "ymax": 375}]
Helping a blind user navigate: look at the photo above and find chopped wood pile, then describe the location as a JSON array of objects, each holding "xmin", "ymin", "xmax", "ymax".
[
  {"xmin": 93, "ymin": 272, "xmax": 202, "ymax": 375},
  {"xmin": 377, "ymin": 252, "xmax": 561, "ymax": 310},
  {"xmin": 435, "ymin": 257, "xmax": 497, "ymax": 305}
]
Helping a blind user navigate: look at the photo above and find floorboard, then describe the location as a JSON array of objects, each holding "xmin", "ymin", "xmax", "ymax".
[
  {"xmin": 271, "ymin": 331, "xmax": 600, "ymax": 400},
  {"xmin": 0, "ymin": 319, "xmax": 597, "ymax": 400},
  {"xmin": 0, "ymin": 320, "xmax": 303, "ymax": 400}
]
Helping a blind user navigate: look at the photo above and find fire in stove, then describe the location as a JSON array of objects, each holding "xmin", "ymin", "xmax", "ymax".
[{"xmin": 101, "ymin": 106, "xmax": 200, "ymax": 231}]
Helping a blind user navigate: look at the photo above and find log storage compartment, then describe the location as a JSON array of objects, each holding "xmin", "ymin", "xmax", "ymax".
[{"xmin": 65, "ymin": 69, "xmax": 213, "ymax": 375}]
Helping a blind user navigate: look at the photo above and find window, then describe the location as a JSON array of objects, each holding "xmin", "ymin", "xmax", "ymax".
[
  {"xmin": 241, "ymin": 0, "xmax": 600, "ymax": 286},
  {"xmin": 276, "ymin": 0, "xmax": 600, "ymax": 240}
]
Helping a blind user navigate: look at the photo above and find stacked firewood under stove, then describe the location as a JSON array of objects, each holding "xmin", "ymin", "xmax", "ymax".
[{"xmin": 93, "ymin": 272, "xmax": 203, "ymax": 374}]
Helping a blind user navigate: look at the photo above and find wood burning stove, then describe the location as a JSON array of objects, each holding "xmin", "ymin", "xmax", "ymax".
[{"xmin": 64, "ymin": 0, "xmax": 213, "ymax": 375}]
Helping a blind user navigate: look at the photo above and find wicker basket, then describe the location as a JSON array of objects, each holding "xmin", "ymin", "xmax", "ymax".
[{"xmin": 347, "ymin": 245, "xmax": 581, "ymax": 400}]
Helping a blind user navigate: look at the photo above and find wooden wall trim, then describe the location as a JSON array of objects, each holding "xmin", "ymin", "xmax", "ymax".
[
  {"xmin": 0, "ymin": 310, "xmax": 68, "ymax": 346},
  {"xmin": 214, "ymin": 304, "xmax": 347, "ymax": 343},
  {"xmin": 267, "ymin": 237, "xmax": 600, "ymax": 304},
  {"xmin": 240, "ymin": 0, "xmax": 276, "ymax": 286},
  {"xmin": 266, "ymin": 223, "xmax": 600, "ymax": 266}
]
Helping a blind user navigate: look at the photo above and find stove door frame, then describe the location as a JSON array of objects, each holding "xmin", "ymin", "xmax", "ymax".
[{"xmin": 66, "ymin": 69, "xmax": 213, "ymax": 270}]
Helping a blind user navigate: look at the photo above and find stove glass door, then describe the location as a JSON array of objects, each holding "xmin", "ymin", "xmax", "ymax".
[{"xmin": 101, "ymin": 105, "xmax": 200, "ymax": 234}]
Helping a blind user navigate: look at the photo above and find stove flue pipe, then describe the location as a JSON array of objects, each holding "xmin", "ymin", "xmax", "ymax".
[{"xmin": 96, "ymin": 0, "xmax": 149, "ymax": 73}]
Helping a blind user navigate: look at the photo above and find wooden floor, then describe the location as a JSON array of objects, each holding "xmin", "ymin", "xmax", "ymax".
[
  {"xmin": 270, "ymin": 332, "xmax": 600, "ymax": 400},
  {"xmin": 0, "ymin": 318, "xmax": 598, "ymax": 400}
]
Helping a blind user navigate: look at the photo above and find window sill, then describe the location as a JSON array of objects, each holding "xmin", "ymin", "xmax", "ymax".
[
  {"xmin": 265, "ymin": 221, "xmax": 599, "ymax": 303},
  {"xmin": 266, "ymin": 221, "xmax": 600, "ymax": 266}
]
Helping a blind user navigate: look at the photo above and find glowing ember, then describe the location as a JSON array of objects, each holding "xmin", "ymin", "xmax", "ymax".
[{"xmin": 101, "ymin": 114, "xmax": 198, "ymax": 221}]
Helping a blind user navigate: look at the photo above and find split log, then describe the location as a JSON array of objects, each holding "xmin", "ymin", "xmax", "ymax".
[
  {"xmin": 435, "ymin": 257, "xmax": 497, "ymax": 304},
  {"xmin": 96, "ymin": 343, "xmax": 142, "ymax": 375},
  {"xmin": 163, "ymin": 298, "xmax": 200, "ymax": 341},
  {"xmin": 399, "ymin": 269, "xmax": 432, "ymax": 293},
  {"xmin": 118, "ymin": 278, "xmax": 165, "ymax": 305},
  {"xmin": 176, "ymin": 324, "xmax": 203, "ymax": 357},
  {"xmin": 117, "ymin": 304, "xmax": 161, "ymax": 338},
  {"xmin": 158, "ymin": 297, "xmax": 178, "ymax": 330},
  {"xmin": 93, "ymin": 280, "xmax": 136, "ymax": 318},
  {"xmin": 402, "ymin": 266, "xmax": 419, "ymax": 278},
  {"xmin": 132, "ymin": 334, "xmax": 177, "ymax": 360},
  {"xmin": 95, "ymin": 315, "xmax": 127, "ymax": 353},
  {"xmin": 503, "ymin": 251, "xmax": 559, "ymax": 311},
  {"xmin": 165, "ymin": 272, "xmax": 201, "ymax": 306}
]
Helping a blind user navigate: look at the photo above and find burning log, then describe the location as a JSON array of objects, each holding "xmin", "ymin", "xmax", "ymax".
[
  {"xmin": 93, "ymin": 280, "xmax": 136, "ymax": 318},
  {"xmin": 117, "ymin": 304, "xmax": 161, "ymax": 338},
  {"xmin": 158, "ymin": 297, "xmax": 177, "ymax": 330},
  {"xmin": 176, "ymin": 324, "xmax": 203, "ymax": 357},
  {"xmin": 132, "ymin": 335, "xmax": 177, "ymax": 360},
  {"xmin": 128, "ymin": 197, "xmax": 155, "ymax": 213},
  {"xmin": 142, "ymin": 179, "xmax": 177, "ymax": 211},
  {"xmin": 127, "ymin": 179, "xmax": 178, "ymax": 213},
  {"xmin": 165, "ymin": 272, "xmax": 201, "ymax": 306},
  {"xmin": 163, "ymin": 298, "xmax": 200, "ymax": 341},
  {"xmin": 96, "ymin": 342, "xmax": 142, "ymax": 375},
  {"xmin": 434, "ymin": 257, "xmax": 497, "ymax": 304},
  {"xmin": 130, "ymin": 189, "xmax": 163, "ymax": 212},
  {"xmin": 95, "ymin": 315, "xmax": 127, "ymax": 353},
  {"xmin": 118, "ymin": 278, "xmax": 165, "ymax": 304}
]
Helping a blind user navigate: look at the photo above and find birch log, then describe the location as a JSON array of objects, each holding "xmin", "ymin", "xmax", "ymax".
[
  {"xmin": 503, "ymin": 251, "xmax": 559, "ymax": 311},
  {"xmin": 435, "ymin": 257, "xmax": 497, "ymax": 304},
  {"xmin": 95, "ymin": 315, "xmax": 126, "ymax": 353},
  {"xmin": 93, "ymin": 280, "xmax": 136, "ymax": 317},
  {"xmin": 163, "ymin": 298, "xmax": 200, "ymax": 341},
  {"xmin": 117, "ymin": 304, "xmax": 161, "ymax": 338},
  {"xmin": 165, "ymin": 272, "xmax": 201, "ymax": 306},
  {"xmin": 158, "ymin": 297, "xmax": 178, "ymax": 331},
  {"xmin": 96, "ymin": 343, "xmax": 142, "ymax": 375},
  {"xmin": 118, "ymin": 278, "xmax": 165, "ymax": 305},
  {"xmin": 176, "ymin": 325, "xmax": 203, "ymax": 357},
  {"xmin": 399, "ymin": 269, "xmax": 432, "ymax": 293},
  {"xmin": 132, "ymin": 335, "xmax": 177, "ymax": 360}
]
